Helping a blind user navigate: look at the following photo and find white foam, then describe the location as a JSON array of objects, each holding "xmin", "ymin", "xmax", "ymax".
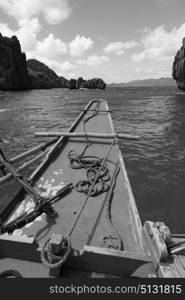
[{"xmin": 0, "ymin": 109, "xmax": 9, "ymax": 113}]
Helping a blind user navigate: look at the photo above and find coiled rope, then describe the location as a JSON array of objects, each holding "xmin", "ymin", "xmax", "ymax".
[
  {"xmin": 68, "ymin": 99, "xmax": 111, "ymax": 197},
  {"xmin": 68, "ymin": 150, "xmax": 110, "ymax": 196},
  {"xmin": 0, "ymin": 269, "xmax": 22, "ymax": 278},
  {"xmin": 40, "ymin": 236, "xmax": 71, "ymax": 269}
]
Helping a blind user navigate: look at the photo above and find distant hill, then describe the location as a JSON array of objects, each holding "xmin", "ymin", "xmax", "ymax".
[
  {"xmin": 109, "ymin": 77, "xmax": 177, "ymax": 87},
  {"xmin": 27, "ymin": 59, "xmax": 68, "ymax": 89}
]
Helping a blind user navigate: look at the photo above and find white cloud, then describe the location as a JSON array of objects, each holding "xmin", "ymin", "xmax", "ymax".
[
  {"xmin": 132, "ymin": 24, "xmax": 185, "ymax": 62},
  {"xmin": 0, "ymin": 19, "xmax": 71, "ymax": 77},
  {"xmin": 104, "ymin": 41, "xmax": 139, "ymax": 55},
  {"xmin": 35, "ymin": 58, "xmax": 76, "ymax": 77},
  {"xmin": 0, "ymin": 0, "xmax": 71, "ymax": 25},
  {"xmin": 77, "ymin": 55, "xmax": 109, "ymax": 66},
  {"xmin": 36, "ymin": 34, "xmax": 67, "ymax": 59},
  {"xmin": 0, "ymin": 18, "xmax": 41, "ymax": 53},
  {"xmin": 0, "ymin": 19, "xmax": 67, "ymax": 59},
  {"xmin": 59, "ymin": 61, "xmax": 76, "ymax": 72},
  {"xmin": 0, "ymin": 23, "xmax": 14, "ymax": 37},
  {"xmin": 69, "ymin": 35, "xmax": 94, "ymax": 57}
]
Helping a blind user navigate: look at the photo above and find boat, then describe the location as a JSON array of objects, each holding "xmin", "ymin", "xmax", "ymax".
[{"xmin": 0, "ymin": 99, "xmax": 185, "ymax": 278}]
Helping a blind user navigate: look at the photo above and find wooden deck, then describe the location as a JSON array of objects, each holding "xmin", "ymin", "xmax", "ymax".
[{"xmin": 0, "ymin": 99, "xmax": 150, "ymax": 277}]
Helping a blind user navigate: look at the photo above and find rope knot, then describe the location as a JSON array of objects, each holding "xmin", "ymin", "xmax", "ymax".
[{"xmin": 40, "ymin": 234, "xmax": 71, "ymax": 269}]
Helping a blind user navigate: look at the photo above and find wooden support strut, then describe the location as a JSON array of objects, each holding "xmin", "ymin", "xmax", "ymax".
[
  {"xmin": 0, "ymin": 139, "xmax": 58, "ymax": 185},
  {"xmin": 9, "ymin": 138, "xmax": 58, "ymax": 164},
  {"xmin": 35, "ymin": 132, "xmax": 140, "ymax": 141},
  {"xmin": 0, "ymin": 151, "xmax": 47, "ymax": 185},
  {"xmin": 80, "ymin": 109, "xmax": 112, "ymax": 113}
]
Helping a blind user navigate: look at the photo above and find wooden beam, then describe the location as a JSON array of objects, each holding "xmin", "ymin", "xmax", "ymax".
[
  {"xmin": 66, "ymin": 246, "xmax": 155, "ymax": 277},
  {"xmin": 9, "ymin": 138, "xmax": 58, "ymax": 164},
  {"xmin": 0, "ymin": 235, "xmax": 155, "ymax": 277},
  {"xmin": 0, "ymin": 151, "xmax": 47, "ymax": 185},
  {"xmin": 35, "ymin": 132, "xmax": 140, "ymax": 141}
]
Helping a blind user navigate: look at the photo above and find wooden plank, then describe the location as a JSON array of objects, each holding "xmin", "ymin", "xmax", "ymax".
[
  {"xmin": 177, "ymin": 255, "xmax": 185, "ymax": 270},
  {"xmin": 66, "ymin": 246, "xmax": 155, "ymax": 277},
  {"xmin": 157, "ymin": 264, "xmax": 176, "ymax": 278},
  {"xmin": 35, "ymin": 132, "xmax": 140, "ymax": 140},
  {"xmin": 168, "ymin": 260, "xmax": 182, "ymax": 278},
  {"xmin": 173, "ymin": 255, "xmax": 185, "ymax": 277},
  {"xmin": 0, "ymin": 235, "xmax": 155, "ymax": 277},
  {"xmin": 0, "ymin": 234, "xmax": 40, "ymax": 262},
  {"xmin": 105, "ymin": 100, "xmax": 144, "ymax": 253}
]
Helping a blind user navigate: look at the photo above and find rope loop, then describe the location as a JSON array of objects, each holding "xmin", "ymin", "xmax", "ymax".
[
  {"xmin": 0, "ymin": 269, "xmax": 22, "ymax": 278},
  {"xmin": 40, "ymin": 236, "xmax": 71, "ymax": 269}
]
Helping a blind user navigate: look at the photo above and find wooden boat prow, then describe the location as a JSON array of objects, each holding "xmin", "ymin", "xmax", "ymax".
[{"xmin": 0, "ymin": 99, "xmax": 185, "ymax": 278}]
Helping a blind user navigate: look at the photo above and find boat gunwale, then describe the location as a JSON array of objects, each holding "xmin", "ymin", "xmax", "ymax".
[
  {"xmin": 1, "ymin": 99, "xmax": 144, "ymax": 255},
  {"xmin": 103, "ymin": 100, "xmax": 144, "ymax": 253}
]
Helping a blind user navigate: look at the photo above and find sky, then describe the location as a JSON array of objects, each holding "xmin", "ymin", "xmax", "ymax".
[{"xmin": 0, "ymin": 0, "xmax": 185, "ymax": 83}]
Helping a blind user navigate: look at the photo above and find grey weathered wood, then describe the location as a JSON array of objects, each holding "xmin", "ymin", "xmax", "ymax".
[
  {"xmin": 0, "ymin": 151, "xmax": 47, "ymax": 185},
  {"xmin": 35, "ymin": 132, "xmax": 140, "ymax": 140},
  {"xmin": 9, "ymin": 138, "xmax": 58, "ymax": 164},
  {"xmin": 66, "ymin": 246, "xmax": 155, "ymax": 277},
  {"xmin": 0, "ymin": 235, "xmax": 155, "ymax": 277}
]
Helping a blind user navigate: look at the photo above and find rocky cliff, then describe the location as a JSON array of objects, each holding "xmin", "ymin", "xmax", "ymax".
[
  {"xmin": 0, "ymin": 33, "xmax": 29, "ymax": 91},
  {"xmin": 69, "ymin": 77, "xmax": 106, "ymax": 90},
  {"xmin": 172, "ymin": 38, "xmax": 185, "ymax": 91},
  {"xmin": 84, "ymin": 78, "xmax": 106, "ymax": 90},
  {"xmin": 27, "ymin": 59, "xmax": 68, "ymax": 89}
]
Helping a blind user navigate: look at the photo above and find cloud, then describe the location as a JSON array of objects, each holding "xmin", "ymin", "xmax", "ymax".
[
  {"xmin": 36, "ymin": 58, "xmax": 76, "ymax": 77},
  {"xmin": 69, "ymin": 35, "xmax": 94, "ymax": 57},
  {"xmin": 104, "ymin": 41, "xmax": 139, "ymax": 55},
  {"xmin": 77, "ymin": 55, "xmax": 109, "ymax": 66},
  {"xmin": 0, "ymin": 19, "xmax": 70, "ymax": 75},
  {"xmin": 36, "ymin": 33, "xmax": 67, "ymax": 59},
  {"xmin": 0, "ymin": 19, "xmax": 67, "ymax": 58},
  {"xmin": 0, "ymin": 0, "xmax": 71, "ymax": 25},
  {"xmin": 0, "ymin": 18, "xmax": 41, "ymax": 53},
  {"xmin": 132, "ymin": 24, "xmax": 185, "ymax": 62},
  {"xmin": 0, "ymin": 23, "xmax": 14, "ymax": 37}
]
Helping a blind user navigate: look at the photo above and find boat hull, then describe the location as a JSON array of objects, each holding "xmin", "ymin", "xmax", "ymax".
[{"xmin": 0, "ymin": 99, "xmax": 149, "ymax": 277}]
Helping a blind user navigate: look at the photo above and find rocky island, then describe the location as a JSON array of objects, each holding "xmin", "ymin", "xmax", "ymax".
[
  {"xmin": 0, "ymin": 33, "xmax": 30, "ymax": 91},
  {"xmin": 172, "ymin": 38, "xmax": 185, "ymax": 91},
  {"xmin": 69, "ymin": 77, "xmax": 106, "ymax": 90},
  {"xmin": 0, "ymin": 33, "xmax": 106, "ymax": 91}
]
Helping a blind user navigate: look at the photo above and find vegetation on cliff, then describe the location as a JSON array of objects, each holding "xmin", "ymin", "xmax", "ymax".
[
  {"xmin": 27, "ymin": 59, "xmax": 68, "ymax": 89},
  {"xmin": 0, "ymin": 33, "xmax": 29, "ymax": 91},
  {"xmin": 69, "ymin": 77, "xmax": 106, "ymax": 90},
  {"xmin": 172, "ymin": 38, "xmax": 185, "ymax": 91}
]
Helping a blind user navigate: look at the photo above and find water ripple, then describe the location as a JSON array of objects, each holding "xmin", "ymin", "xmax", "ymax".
[{"xmin": 1, "ymin": 86, "xmax": 185, "ymax": 232}]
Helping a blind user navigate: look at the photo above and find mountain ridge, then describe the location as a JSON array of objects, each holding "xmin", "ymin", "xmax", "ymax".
[{"xmin": 109, "ymin": 77, "xmax": 176, "ymax": 87}]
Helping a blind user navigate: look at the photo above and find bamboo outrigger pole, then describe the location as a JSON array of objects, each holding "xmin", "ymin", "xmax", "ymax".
[
  {"xmin": 0, "ymin": 138, "xmax": 58, "ymax": 185},
  {"xmin": 9, "ymin": 138, "xmax": 58, "ymax": 164},
  {"xmin": 0, "ymin": 151, "xmax": 47, "ymax": 185},
  {"xmin": 35, "ymin": 132, "xmax": 140, "ymax": 141}
]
